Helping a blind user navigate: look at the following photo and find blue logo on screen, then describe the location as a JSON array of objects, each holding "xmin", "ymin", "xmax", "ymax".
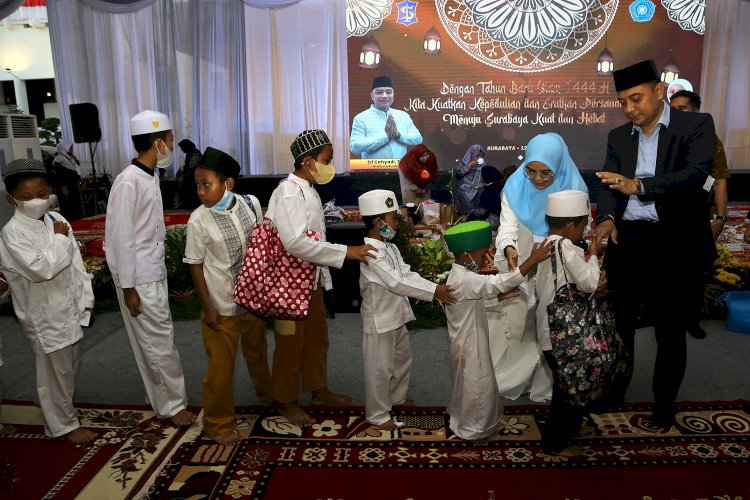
[
  {"xmin": 630, "ymin": 0, "xmax": 656, "ymax": 22},
  {"xmin": 396, "ymin": 0, "xmax": 418, "ymax": 26}
]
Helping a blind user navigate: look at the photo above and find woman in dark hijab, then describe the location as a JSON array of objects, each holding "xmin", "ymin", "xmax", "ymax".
[
  {"xmin": 177, "ymin": 139, "xmax": 202, "ymax": 209},
  {"xmin": 398, "ymin": 144, "xmax": 438, "ymax": 204},
  {"xmin": 52, "ymin": 141, "xmax": 85, "ymax": 220},
  {"xmin": 453, "ymin": 144, "xmax": 485, "ymax": 215}
]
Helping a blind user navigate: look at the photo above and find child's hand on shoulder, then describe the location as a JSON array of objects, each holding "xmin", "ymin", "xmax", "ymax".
[
  {"xmin": 529, "ymin": 239, "xmax": 554, "ymax": 264},
  {"xmin": 53, "ymin": 221, "xmax": 69, "ymax": 237},
  {"xmin": 434, "ymin": 284, "xmax": 457, "ymax": 304}
]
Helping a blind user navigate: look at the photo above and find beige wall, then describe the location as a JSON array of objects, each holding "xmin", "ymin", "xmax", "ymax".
[{"xmin": 0, "ymin": 27, "xmax": 55, "ymax": 81}]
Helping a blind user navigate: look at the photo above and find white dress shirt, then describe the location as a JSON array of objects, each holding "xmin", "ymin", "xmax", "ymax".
[
  {"xmin": 104, "ymin": 164, "xmax": 167, "ymax": 288},
  {"xmin": 265, "ymin": 173, "xmax": 347, "ymax": 290},
  {"xmin": 0, "ymin": 210, "xmax": 94, "ymax": 354},
  {"xmin": 359, "ymin": 237, "xmax": 436, "ymax": 334},
  {"xmin": 183, "ymin": 194, "xmax": 261, "ymax": 316},
  {"xmin": 535, "ymin": 235, "xmax": 600, "ymax": 351}
]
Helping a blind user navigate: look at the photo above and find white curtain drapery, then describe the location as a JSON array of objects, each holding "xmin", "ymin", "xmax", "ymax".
[
  {"xmin": 701, "ymin": 0, "xmax": 750, "ymax": 170},
  {"xmin": 46, "ymin": 0, "xmax": 348, "ymax": 177}
]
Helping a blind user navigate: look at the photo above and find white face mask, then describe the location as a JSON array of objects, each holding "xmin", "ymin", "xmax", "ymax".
[
  {"xmin": 308, "ymin": 161, "xmax": 335, "ymax": 185},
  {"xmin": 477, "ymin": 157, "xmax": 485, "ymax": 165},
  {"xmin": 13, "ymin": 197, "xmax": 49, "ymax": 219},
  {"xmin": 155, "ymin": 139, "xmax": 173, "ymax": 169}
]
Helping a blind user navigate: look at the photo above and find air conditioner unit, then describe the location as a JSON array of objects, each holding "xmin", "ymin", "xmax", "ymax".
[{"xmin": 0, "ymin": 114, "xmax": 42, "ymax": 174}]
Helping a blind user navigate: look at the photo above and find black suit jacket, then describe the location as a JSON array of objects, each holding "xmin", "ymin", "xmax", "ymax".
[{"xmin": 597, "ymin": 107, "xmax": 717, "ymax": 266}]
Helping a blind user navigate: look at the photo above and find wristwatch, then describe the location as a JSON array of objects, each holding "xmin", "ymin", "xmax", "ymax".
[{"xmin": 714, "ymin": 214, "xmax": 728, "ymax": 222}]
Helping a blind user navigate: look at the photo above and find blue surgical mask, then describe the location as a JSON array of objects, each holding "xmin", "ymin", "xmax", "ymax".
[
  {"xmin": 212, "ymin": 185, "xmax": 234, "ymax": 211},
  {"xmin": 378, "ymin": 221, "xmax": 397, "ymax": 241}
]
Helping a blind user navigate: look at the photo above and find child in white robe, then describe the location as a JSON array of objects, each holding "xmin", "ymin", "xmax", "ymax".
[
  {"xmin": 535, "ymin": 190, "xmax": 602, "ymax": 456},
  {"xmin": 0, "ymin": 273, "xmax": 10, "ymax": 435},
  {"xmin": 443, "ymin": 221, "xmax": 552, "ymax": 440},
  {"xmin": 104, "ymin": 111, "xmax": 195, "ymax": 427},
  {"xmin": 0, "ymin": 159, "xmax": 96, "ymax": 443},
  {"xmin": 358, "ymin": 190, "xmax": 456, "ymax": 430}
]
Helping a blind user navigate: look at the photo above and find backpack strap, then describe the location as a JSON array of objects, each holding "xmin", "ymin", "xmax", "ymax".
[{"xmin": 241, "ymin": 194, "xmax": 261, "ymax": 222}]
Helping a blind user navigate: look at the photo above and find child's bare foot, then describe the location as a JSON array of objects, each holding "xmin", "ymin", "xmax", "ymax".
[
  {"xmin": 375, "ymin": 418, "xmax": 403, "ymax": 431},
  {"xmin": 169, "ymin": 409, "xmax": 197, "ymax": 427},
  {"xmin": 281, "ymin": 402, "xmax": 315, "ymax": 426},
  {"xmin": 65, "ymin": 427, "xmax": 97, "ymax": 444},
  {"xmin": 395, "ymin": 399, "xmax": 415, "ymax": 407},
  {"xmin": 207, "ymin": 429, "xmax": 241, "ymax": 446},
  {"xmin": 311, "ymin": 387, "xmax": 354, "ymax": 405}
]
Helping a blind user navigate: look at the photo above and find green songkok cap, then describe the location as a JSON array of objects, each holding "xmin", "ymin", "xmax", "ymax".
[{"xmin": 444, "ymin": 220, "xmax": 492, "ymax": 254}]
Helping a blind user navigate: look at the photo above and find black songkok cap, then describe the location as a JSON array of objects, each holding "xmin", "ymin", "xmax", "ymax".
[
  {"xmin": 290, "ymin": 130, "xmax": 332, "ymax": 161},
  {"xmin": 2, "ymin": 158, "xmax": 47, "ymax": 181},
  {"xmin": 199, "ymin": 147, "xmax": 241, "ymax": 179},
  {"xmin": 613, "ymin": 60, "xmax": 660, "ymax": 92},
  {"xmin": 372, "ymin": 75, "xmax": 393, "ymax": 90}
]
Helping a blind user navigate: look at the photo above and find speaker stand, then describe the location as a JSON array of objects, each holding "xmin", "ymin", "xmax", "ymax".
[{"xmin": 83, "ymin": 141, "xmax": 107, "ymax": 216}]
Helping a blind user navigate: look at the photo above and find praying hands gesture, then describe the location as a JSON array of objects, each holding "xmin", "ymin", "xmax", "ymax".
[{"xmin": 385, "ymin": 115, "xmax": 400, "ymax": 141}]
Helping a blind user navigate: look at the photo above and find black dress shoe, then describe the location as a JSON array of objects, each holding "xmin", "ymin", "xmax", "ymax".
[{"xmin": 686, "ymin": 323, "xmax": 707, "ymax": 339}]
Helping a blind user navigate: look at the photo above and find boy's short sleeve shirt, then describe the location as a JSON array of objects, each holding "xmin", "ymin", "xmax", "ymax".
[{"xmin": 183, "ymin": 195, "xmax": 258, "ymax": 316}]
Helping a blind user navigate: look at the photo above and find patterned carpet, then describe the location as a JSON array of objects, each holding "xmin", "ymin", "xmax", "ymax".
[
  {"xmin": 2, "ymin": 401, "xmax": 749, "ymax": 499},
  {"xmin": 0, "ymin": 402, "xmax": 199, "ymax": 500},
  {"xmin": 146, "ymin": 402, "xmax": 750, "ymax": 499}
]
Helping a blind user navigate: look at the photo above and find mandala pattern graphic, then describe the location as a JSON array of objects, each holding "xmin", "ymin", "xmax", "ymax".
[
  {"xmin": 661, "ymin": 0, "xmax": 705, "ymax": 34},
  {"xmin": 347, "ymin": 0, "xmax": 394, "ymax": 37},
  {"xmin": 467, "ymin": 0, "xmax": 592, "ymax": 49},
  {"xmin": 437, "ymin": 0, "xmax": 619, "ymax": 72}
]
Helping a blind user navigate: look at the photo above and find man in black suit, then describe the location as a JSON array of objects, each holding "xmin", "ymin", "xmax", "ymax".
[{"xmin": 593, "ymin": 60, "xmax": 717, "ymax": 430}]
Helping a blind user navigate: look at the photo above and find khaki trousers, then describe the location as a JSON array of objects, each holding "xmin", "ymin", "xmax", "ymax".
[
  {"xmin": 272, "ymin": 289, "xmax": 328, "ymax": 404},
  {"xmin": 201, "ymin": 312, "xmax": 272, "ymax": 436}
]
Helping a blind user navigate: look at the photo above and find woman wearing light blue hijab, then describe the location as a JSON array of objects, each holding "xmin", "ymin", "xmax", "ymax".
[{"xmin": 487, "ymin": 133, "xmax": 589, "ymax": 403}]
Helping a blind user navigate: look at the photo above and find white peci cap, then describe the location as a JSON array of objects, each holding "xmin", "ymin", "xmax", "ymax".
[
  {"xmin": 546, "ymin": 190, "xmax": 590, "ymax": 217},
  {"xmin": 130, "ymin": 110, "xmax": 172, "ymax": 136},
  {"xmin": 358, "ymin": 189, "xmax": 399, "ymax": 216}
]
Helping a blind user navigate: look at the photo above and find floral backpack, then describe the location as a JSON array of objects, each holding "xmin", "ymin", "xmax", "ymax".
[{"xmin": 547, "ymin": 240, "xmax": 630, "ymax": 407}]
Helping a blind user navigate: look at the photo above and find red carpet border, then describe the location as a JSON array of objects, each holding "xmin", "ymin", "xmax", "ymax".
[
  {"xmin": 146, "ymin": 401, "xmax": 750, "ymax": 500},
  {"xmin": 2, "ymin": 401, "xmax": 749, "ymax": 499}
]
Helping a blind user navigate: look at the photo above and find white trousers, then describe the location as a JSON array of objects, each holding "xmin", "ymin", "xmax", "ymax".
[
  {"xmin": 362, "ymin": 326, "xmax": 412, "ymax": 425},
  {"xmin": 36, "ymin": 343, "xmax": 80, "ymax": 438},
  {"xmin": 116, "ymin": 280, "xmax": 187, "ymax": 419}
]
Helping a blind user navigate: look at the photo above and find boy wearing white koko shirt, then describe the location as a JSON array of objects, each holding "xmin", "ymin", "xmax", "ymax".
[{"xmin": 105, "ymin": 110, "xmax": 194, "ymax": 427}]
